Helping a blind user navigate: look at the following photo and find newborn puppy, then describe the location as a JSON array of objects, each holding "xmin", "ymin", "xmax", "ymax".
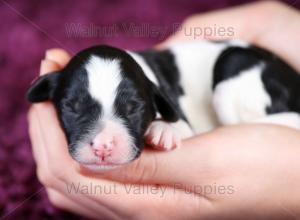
[
  {"xmin": 27, "ymin": 41, "xmax": 300, "ymax": 171},
  {"xmin": 27, "ymin": 45, "xmax": 192, "ymax": 171}
]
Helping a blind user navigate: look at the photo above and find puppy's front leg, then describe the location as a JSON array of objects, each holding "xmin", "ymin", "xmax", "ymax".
[{"xmin": 145, "ymin": 119, "xmax": 193, "ymax": 150}]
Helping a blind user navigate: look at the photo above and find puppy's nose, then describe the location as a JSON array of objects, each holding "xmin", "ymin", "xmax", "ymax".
[{"xmin": 90, "ymin": 136, "xmax": 115, "ymax": 160}]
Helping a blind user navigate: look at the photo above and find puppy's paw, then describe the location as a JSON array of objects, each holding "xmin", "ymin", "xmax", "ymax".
[{"xmin": 145, "ymin": 121, "xmax": 181, "ymax": 150}]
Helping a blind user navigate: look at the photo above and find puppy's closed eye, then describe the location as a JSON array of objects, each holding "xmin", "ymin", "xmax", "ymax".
[
  {"xmin": 127, "ymin": 98, "xmax": 147, "ymax": 117},
  {"xmin": 126, "ymin": 101, "xmax": 139, "ymax": 115},
  {"xmin": 64, "ymin": 100, "xmax": 83, "ymax": 115},
  {"xmin": 126, "ymin": 103, "xmax": 135, "ymax": 115}
]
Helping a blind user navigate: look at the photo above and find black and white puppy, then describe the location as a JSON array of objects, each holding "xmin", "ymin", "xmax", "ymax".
[{"xmin": 27, "ymin": 40, "xmax": 300, "ymax": 171}]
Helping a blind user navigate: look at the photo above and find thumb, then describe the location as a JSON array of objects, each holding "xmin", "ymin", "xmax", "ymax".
[{"xmin": 94, "ymin": 133, "xmax": 215, "ymax": 192}]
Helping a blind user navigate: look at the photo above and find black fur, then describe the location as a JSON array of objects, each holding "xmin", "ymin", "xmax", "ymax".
[
  {"xmin": 137, "ymin": 49, "xmax": 188, "ymax": 122},
  {"xmin": 213, "ymin": 46, "xmax": 300, "ymax": 115}
]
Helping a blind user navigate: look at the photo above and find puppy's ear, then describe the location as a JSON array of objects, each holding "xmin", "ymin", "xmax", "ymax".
[
  {"xmin": 151, "ymin": 84, "xmax": 180, "ymax": 122},
  {"xmin": 26, "ymin": 72, "xmax": 60, "ymax": 102}
]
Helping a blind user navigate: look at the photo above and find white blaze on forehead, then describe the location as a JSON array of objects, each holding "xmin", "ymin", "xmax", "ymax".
[{"xmin": 86, "ymin": 55, "xmax": 122, "ymax": 117}]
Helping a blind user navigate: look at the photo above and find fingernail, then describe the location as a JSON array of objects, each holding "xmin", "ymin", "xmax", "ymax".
[
  {"xmin": 45, "ymin": 49, "xmax": 52, "ymax": 60},
  {"xmin": 40, "ymin": 59, "xmax": 47, "ymax": 75}
]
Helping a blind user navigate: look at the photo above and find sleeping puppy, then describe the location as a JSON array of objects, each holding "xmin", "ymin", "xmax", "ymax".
[{"xmin": 27, "ymin": 41, "xmax": 300, "ymax": 171}]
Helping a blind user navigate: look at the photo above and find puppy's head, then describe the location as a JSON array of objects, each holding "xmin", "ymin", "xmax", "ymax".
[{"xmin": 27, "ymin": 45, "xmax": 179, "ymax": 171}]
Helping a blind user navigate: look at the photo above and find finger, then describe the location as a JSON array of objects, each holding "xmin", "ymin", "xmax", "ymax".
[
  {"xmin": 46, "ymin": 188, "xmax": 101, "ymax": 219},
  {"xmin": 67, "ymin": 173, "xmax": 210, "ymax": 219},
  {"xmin": 155, "ymin": 1, "xmax": 271, "ymax": 49},
  {"xmin": 28, "ymin": 58, "xmax": 66, "ymax": 184},
  {"xmin": 39, "ymin": 59, "xmax": 61, "ymax": 76},
  {"xmin": 36, "ymin": 57, "xmax": 74, "ymax": 169},
  {"xmin": 28, "ymin": 106, "xmax": 48, "ymax": 169},
  {"xmin": 100, "ymin": 133, "xmax": 215, "ymax": 191},
  {"xmin": 30, "ymin": 105, "xmax": 66, "ymax": 188},
  {"xmin": 35, "ymin": 102, "xmax": 76, "ymax": 180},
  {"xmin": 45, "ymin": 48, "xmax": 71, "ymax": 68}
]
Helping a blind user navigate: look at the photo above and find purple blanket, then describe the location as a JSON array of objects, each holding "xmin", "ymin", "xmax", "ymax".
[{"xmin": 1, "ymin": 0, "xmax": 299, "ymax": 219}]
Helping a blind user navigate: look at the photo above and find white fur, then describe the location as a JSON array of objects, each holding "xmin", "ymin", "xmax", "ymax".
[
  {"xmin": 74, "ymin": 118, "xmax": 137, "ymax": 167},
  {"xmin": 145, "ymin": 119, "xmax": 194, "ymax": 150},
  {"xmin": 127, "ymin": 52, "xmax": 159, "ymax": 86},
  {"xmin": 86, "ymin": 56, "xmax": 122, "ymax": 118},
  {"xmin": 170, "ymin": 41, "xmax": 228, "ymax": 133},
  {"xmin": 83, "ymin": 56, "xmax": 137, "ymax": 167},
  {"xmin": 212, "ymin": 64, "xmax": 271, "ymax": 125},
  {"xmin": 145, "ymin": 120, "xmax": 180, "ymax": 150},
  {"xmin": 171, "ymin": 119, "xmax": 194, "ymax": 138}
]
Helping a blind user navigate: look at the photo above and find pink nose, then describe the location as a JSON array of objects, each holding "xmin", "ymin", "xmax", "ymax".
[{"xmin": 90, "ymin": 137, "xmax": 115, "ymax": 160}]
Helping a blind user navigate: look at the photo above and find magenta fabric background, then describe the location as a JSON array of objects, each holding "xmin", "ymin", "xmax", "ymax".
[{"xmin": 1, "ymin": 0, "xmax": 299, "ymax": 219}]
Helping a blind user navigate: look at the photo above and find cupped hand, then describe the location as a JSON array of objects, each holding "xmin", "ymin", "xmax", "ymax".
[{"xmin": 28, "ymin": 1, "xmax": 300, "ymax": 219}]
